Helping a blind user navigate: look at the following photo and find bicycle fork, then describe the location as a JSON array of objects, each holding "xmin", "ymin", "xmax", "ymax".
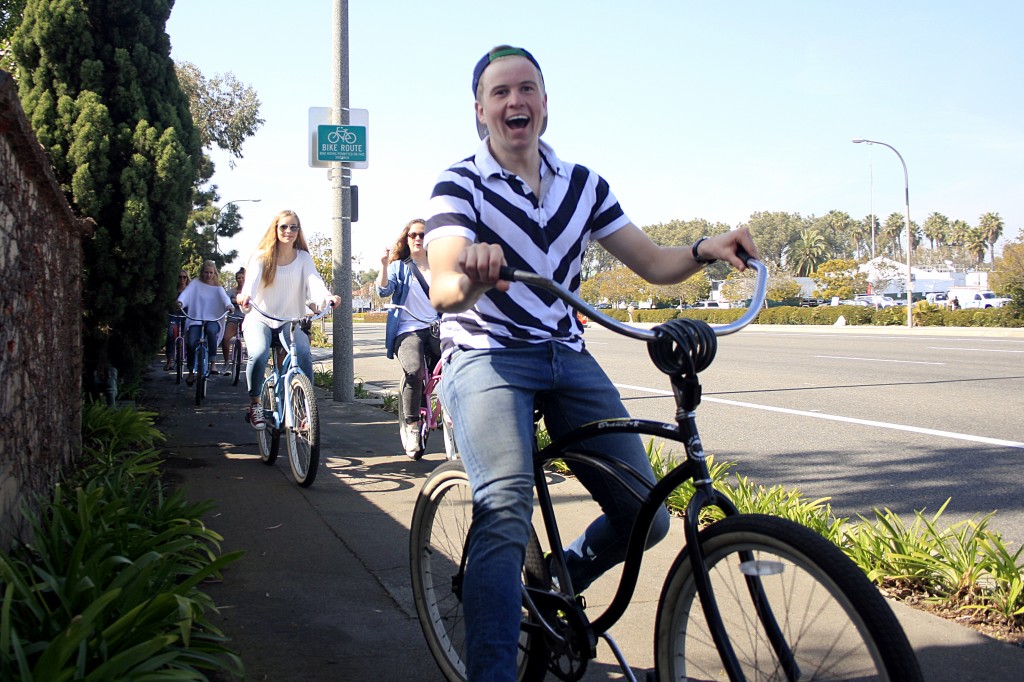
[{"xmin": 679, "ymin": 412, "xmax": 799, "ymax": 682}]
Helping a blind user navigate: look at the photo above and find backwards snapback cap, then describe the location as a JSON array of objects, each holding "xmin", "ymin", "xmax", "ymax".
[{"xmin": 472, "ymin": 46, "xmax": 545, "ymax": 140}]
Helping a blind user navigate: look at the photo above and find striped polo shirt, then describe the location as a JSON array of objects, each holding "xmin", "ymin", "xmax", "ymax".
[{"xmin": 424, "ymin": 139, "xmax": 630, "ymax": 352}]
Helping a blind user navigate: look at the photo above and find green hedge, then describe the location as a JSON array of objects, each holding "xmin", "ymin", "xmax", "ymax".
[{"xmin": 0, "ymin": 402, "xmax": 243, "ymax": 680}]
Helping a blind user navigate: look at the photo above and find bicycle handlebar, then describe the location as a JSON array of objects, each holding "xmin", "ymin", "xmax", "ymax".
[
  {"xmin": 498, "ymin": 251, "xmax": 768, "ymax": 340},
  {"xmin": 177, "ymin": 305, "xmax": 230, "ymax": 324},
  {"xmin": 382, "ymin": 303, "xmax": 440, "ymax": 325},
  {"xmin": 246, "ymin": 300, "xmax": 336, "ymax": 324}
]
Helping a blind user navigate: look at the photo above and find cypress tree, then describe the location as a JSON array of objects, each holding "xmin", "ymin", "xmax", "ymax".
[{"xmin": 13, "ymin": 0, "xmax": 200, "ymax": 385}]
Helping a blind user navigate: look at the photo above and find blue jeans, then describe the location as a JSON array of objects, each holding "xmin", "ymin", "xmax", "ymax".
[
  {"xmin": 243, "ymin": 321, "xmax": 312, "ymax": 399},
  {"xmin": 186, "ymin": 321, "xmax": 221, "ymax": 370},
  {"xmin": 441, "ymin": 343, "xmax": 670, "ymax": 682}
]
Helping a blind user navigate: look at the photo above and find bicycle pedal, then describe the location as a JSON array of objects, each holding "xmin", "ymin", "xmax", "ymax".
[{"xmin": 244, "ymin": 412, "xmax": 251, "ymax": 423}]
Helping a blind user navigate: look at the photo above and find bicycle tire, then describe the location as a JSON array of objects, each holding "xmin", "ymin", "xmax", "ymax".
[
  {"xmin": 195, "ymin": 344, "xmax": 206, "ymax": 406},
  {"xmin": 232, "ymin": 338, "xmax": 243, "ymax": 386},
  {"xmin": 653, "ymin": 514, "xmax": 923, "ymax": 682},
  {"xmin": 285, "ymin": 373, "xmax": 319, "ymax": 487},
  {"xmin": 410, "ymin": 461, "xmax": 548, "ymax": 682},
  {"xmin": 256, "ymin": 380, "xmax": 280, "ymax": 465},
  {"xmin": 175, "ymin": 337, "xmax": 184, "ymax": 384}
]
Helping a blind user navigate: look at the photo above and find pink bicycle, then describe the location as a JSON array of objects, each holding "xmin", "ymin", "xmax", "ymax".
[{"xmin": 384, "ymin": 304, "xmax": 458, "ymax": 461}]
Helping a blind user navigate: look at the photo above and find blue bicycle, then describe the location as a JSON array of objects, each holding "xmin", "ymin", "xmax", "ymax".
[
  {"xmin": 179, "ymin": 307, "xmax": 229, "ymax": 406},
  {"xmin": 247, "ymin": 302, "xmax": 335, "ymax": 488}
]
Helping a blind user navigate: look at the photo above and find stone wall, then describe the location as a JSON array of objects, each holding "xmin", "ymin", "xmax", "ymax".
[{"xmin": 0, "ymin": 70, "xmax": 90, "ymax": 549}]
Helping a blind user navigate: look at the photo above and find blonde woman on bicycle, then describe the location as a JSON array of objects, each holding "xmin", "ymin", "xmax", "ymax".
[
  {"xmin": 377, "ymin": 219, "xmax": 441, "ymax": 458},
  {"xmin": 237, "ymin": 210, "xmax": 340, "ymax": 430},
  {"xmin": 177, "ymin": 260, "xmax": 233, "ymax": 385}
]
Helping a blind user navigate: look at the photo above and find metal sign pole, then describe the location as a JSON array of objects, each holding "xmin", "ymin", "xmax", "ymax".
[{"xmin": 331, "ymin": 0, "xmax": 354, "ymax": 401}]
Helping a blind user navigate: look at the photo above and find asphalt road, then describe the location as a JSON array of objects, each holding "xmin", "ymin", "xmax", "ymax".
[{"xmin": 346, "ymin": 323, "xmax": 1024, "ymax": 548}]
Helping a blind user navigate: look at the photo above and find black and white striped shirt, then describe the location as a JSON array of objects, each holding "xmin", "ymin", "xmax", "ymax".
[{"xmin": 424, "ymin": 139, "xmax": 630, "ymax": 352}]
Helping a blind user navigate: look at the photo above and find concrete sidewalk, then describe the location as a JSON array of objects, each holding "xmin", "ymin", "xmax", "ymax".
[{"xmin": 148, "ymin": 348, "xmax": 1024, "ymax": 680}]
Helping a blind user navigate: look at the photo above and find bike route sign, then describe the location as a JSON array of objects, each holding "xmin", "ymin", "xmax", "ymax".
[{"xmin": 316, "ymin": 125, "xmax": 367, "ymax": 163}]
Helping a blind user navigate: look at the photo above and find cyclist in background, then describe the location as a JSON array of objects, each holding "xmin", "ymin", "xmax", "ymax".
[
  {"xmin": 377, "ymin": 219, "xmax": 441, "ymax": 458},
  {"xmin": 177, "ymin": 260, "xmax": 233, "ymax": 385},
  {"xmin": 165, "ymin": 267, "xmax": 190, "ymax": 370},
  {"xmin": 424, "ymin": 45, "xmax": 759, "ymax": 681},
  {"xmin": 221, "ymin": 267, "xmax": 246, "ymax": 368},
  {"xmin": 237, "ymin": 210, "xmax": 340, "ymax": 430}
]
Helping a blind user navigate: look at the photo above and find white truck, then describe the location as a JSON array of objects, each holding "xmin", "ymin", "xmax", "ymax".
[{"xmin": 946, "ymin": 287, "xmax": 1011, "ymax": 309}]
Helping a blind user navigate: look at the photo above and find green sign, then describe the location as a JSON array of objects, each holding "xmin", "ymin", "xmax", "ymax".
[{"xmin": 316, "ymin": 125, "xmax": 367, "ymax": 162}]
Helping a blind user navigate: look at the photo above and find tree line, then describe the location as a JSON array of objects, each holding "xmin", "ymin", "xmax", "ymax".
[{"xmin": 581, "ymin": 211, "xmax": 1019, "ymax": 308}]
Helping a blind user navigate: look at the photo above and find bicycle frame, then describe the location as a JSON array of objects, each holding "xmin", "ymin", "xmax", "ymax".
[
  {"xmin": 501, "ymin": 258, "xmax": 780, "ymax": 681},
  {"xmin": 420, "ymin": 356, "xmax": 444, "ymax": 433},
  {"xmin": 249, "ymin": 302, "xmax": 334, "ymax": 432}
]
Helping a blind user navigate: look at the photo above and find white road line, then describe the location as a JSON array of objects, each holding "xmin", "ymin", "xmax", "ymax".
[
  {"xmin": 613, "ymin": 383, "xmax": 1024, "ymax": 449},
  {"xmin": 927, "ymin": 347, "xmax": 1024, "ymax": 353},
  {"xmin": 815, "ymin": 355, "xmax": 945, "ymax": 365}
]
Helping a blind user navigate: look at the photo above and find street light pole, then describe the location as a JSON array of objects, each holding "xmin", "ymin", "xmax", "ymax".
[{"xmin": 852, "ymin": 138, "xmax": 913, "ymax": 328}]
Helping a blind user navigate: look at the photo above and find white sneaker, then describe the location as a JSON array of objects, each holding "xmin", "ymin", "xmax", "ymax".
[{"xmin": 404, "ymin": 421, "xmax": 422, "ymax": 459}]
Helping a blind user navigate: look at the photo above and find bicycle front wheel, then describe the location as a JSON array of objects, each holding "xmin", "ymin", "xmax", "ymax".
[
  {"xmin": 285, "ymin": 373, "xmax": 319, "ymax": 487},
  {"xmin": 654, "ymin": 514, "xmax": 922, "ymax": 682},
  {"xmin": 175, "ymin": 338, "xmax": 184, "ymax": 384},
  {"xmin": 232, "ymin": 338, "xmax": 243, "ymax": 386},
  {"xmin": 195, "ymin": 344, "xmax": 207, "ymax": 405},
  {"xmin": 409, "ymin": 461, "xmax": 548, "ymax": 682},
  {"xmin": 257, "ymin": 380, "xmax": 280, "ymax": 465}
]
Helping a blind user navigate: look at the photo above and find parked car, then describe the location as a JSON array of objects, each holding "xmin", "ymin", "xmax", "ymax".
[
  {"xmin": 692, "ymin": 300, "xmax": 725, "ymax": 309},
  {"xmin": 855, "ymin": 294, "xmax": 898, "ymax": 308},
  {"xmin": 593, "ymin": 302, "xmax": 612, "ymax": 309},
  {"xmin": 925, "ymin": 292, "xmax": 949, "ymax": 305},
  {"xmin": 837, "ymin": 299, "xmax": 871, "ymax": 307}
]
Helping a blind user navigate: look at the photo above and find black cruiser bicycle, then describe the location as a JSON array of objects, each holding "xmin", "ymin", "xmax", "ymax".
[{"xmin": 409, "ymin": 255, "xmax": 922, "ymax": 681}]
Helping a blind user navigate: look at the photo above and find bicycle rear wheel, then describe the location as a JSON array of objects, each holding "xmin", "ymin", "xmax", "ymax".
[
  {"xmin": 654, "ymin": 514, "xmax": 922, "ymax": 682},
  {"xmin": 410, "ymin": 461, "xmax": 548, "ymax": 682},
  {"xmin": 285, "ymin": 373, "xmax": 319, "ymax": 487},
  {"xmin": 257, "ymin": 380, "xmax": 280, "ymax": 465},
  {"xmin": 231, "ymin": 338, "xmax": 243, "ymax": 386}
]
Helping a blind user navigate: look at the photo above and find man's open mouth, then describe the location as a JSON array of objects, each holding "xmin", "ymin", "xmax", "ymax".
[{"xmin": 506, "ymin": 115, "xmax": 530, "ymax": 129}]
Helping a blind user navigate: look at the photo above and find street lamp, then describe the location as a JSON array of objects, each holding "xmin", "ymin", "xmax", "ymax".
[{"xmin": 852, "ymin": 138, "xmax": 913, "ymax": 328}]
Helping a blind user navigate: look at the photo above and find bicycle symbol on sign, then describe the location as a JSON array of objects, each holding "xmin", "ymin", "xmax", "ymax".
[{"xmin": 327, "ymin": 127, "xmax": 358, "ymax": 145}]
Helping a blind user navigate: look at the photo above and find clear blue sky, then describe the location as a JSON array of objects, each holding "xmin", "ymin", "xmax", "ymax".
[{"xmin": 166, "ymin": 0, "xmax": 1023, "ymax": 271}]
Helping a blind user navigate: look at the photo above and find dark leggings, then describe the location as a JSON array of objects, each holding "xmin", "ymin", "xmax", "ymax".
[{"xmin": 395, "ymin": 328, "xmax": 441, "ymax": 424}]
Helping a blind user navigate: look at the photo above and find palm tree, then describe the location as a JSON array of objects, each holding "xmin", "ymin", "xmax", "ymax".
[
  {"xmin": 978, "ymin": 212, "xmax": 1004, "ymax": 263},
  {"xmin": 964, "ymin": 227, "xmax": 989, "ymax": 266},
  {"xmin": 948, "ymin": 219, "xmax": 971, "ymax": 248},
  {"xmin": 882, "ymin": 212, "xmax": 906, "ymax": 259},
  {"xmin": 789, "ymin": 228, "xmax": 829, "ymax": 277},
  {"xmin": 922, "ymin": 212, "xmax": 950, "ymax": 249}
]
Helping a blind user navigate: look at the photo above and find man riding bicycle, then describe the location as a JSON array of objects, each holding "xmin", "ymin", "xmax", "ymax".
[{"xmin": 424, "ymin": 45, "xmax": 759, "ymax": 681}]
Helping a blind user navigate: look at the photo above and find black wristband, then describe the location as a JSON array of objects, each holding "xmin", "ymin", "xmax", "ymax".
[{"xmin": 692, "ymin": 236, "xmax": 716, "ymax": 265}]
